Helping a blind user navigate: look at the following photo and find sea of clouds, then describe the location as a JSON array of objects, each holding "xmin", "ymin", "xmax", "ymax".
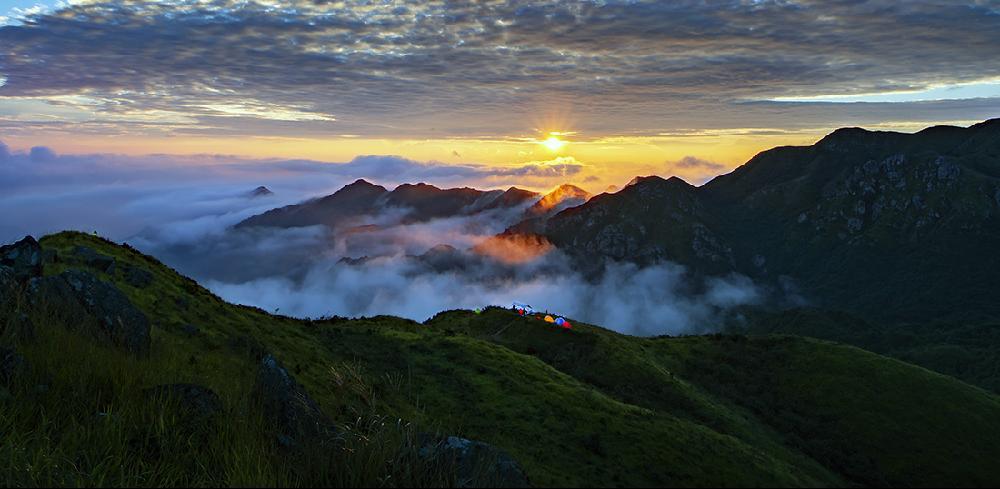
[{"xmin": 1, "ymin": 145, "xmax": 762, "ymax": 335}]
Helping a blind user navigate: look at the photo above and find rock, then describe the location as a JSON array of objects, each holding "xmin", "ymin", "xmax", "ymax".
[
  {"xmin": 253, "ymin": 353, "xmax": 338, "ymax": 447},
  {"xmin": 123, "ymin": 265, "xmax": 154, "ymax": 288},
  {"xmin": 27, "ymin": 274, "xmax": 84, "ymax": 311},
  {"xmin": 145, "ymin": 383, "xmax": 222, "ymax": 424},
  {"xmin": 0, "ymin": 236, "xmax": 43, "ymax": 282},
  {"xmin": 73, "ymin": 246, "xmax": 116, "ymax": 274},
  {"xmin": 419, "ymin": 435, "xmax": 531, "ymax": 488},
  {"xmin": 28, "ymin": 270, "xmax": 150, "ymax": 356},
  {"xmin": 0, "ymin": 347, "xmax": 27, "ymax": 386}
]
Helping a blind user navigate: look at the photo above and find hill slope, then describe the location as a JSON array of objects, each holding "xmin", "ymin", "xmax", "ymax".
[{"xmin": 1, "ymin": 232, "xmax": 999, "ymax": 487}]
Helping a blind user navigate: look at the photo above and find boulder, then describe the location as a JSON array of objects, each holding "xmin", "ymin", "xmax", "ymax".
[
  {"xmin": 73, "ymin": 246, "xmax": 116, "ymax": 274},
  {"xmin": 123, "ymin": 265, "xmax": 154, "ymax": 289},
  {"xmin": 0, "ymin": 347, "xmax": 27, "ymax": 386},
  {"xmin": 29, "ymin": 270, "xmax": 150, "ymax": 356},
  {"xmin": 0, "ymin": 236, "xmax": 42, "ymax": 282},
  {"xmin": 145, "ymin": 383, "xmax": 222, "ymax": 424},
  {"xmin": 420, "ymin": 435, "xmax": 531, "ymax": 488},
  {"xmin": 253, "ymin": 353, "xmax": 338, "ymax": 447}
]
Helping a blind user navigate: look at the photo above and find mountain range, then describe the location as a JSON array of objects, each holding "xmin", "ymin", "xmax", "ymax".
[
  {"xmin": 539, "ymin": 120, "xmax": 1000, "ymax": 323},
  {"xmin": 239, "ymin": 119, "xmax": 1000, "ymax": 325},
  {"xmin": 237, "ymin": 180, "xmax": 543, "ymax": 230}
]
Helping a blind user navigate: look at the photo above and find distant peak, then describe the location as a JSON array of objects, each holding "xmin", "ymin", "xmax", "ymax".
[
  {"xmin": 249, "ymin": 186, "xmax": 273, "ymax": 197},
  {"xmin": 323, "ymin": 178, "xmax": 387, "ymax": 200},
  {"xmin": 505, "ymin": 186, "xmax": 536, "ymax": 195},
  {"xmin": 554, "ymin": 183, "xmax": 587, "ymax": 192},
  {"xmin": 347, "ymin": 178, "xmax": 376, "ymax": 187},
  {"xmin": 541, "ymin": 184, "xmax": 590, "ymax": 200},
  {"xmin": 394, "ymin": 182, "xmax": 440, "ymax": 191},
  {"xmin": 665, "ymin": 176, "xmax": 693, "ymax": 186},
  {"xmin": 426, "ymin": 243, "xmax": 458, "ymax": 254},
  {"xmin": 626, "ymin": 175, "xmax": 666, "ymax": 187},
  {"xmin": 816, "ymin": 126, "xmax": 876, "ymax": 148}
]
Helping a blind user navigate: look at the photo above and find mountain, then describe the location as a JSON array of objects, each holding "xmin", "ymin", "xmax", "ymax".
[
  {"xmin": 238, "ymin": 180, "xmax": 539, "ymax": 230},
  {"xmin": 238, "ymin": 179, "xmax": 388, "ymax": 229},
  {"xmin": 538, "ymin": 119, "xmax": 1000, "ymax": 323},
  {"xmin": 3, "ymin": 231, "xmax": 1000, "ymax": 487},
  {"xmin": 247, "ymin": 186, "xmax": 274, "ymax": 198},
  {"xmin": 479, "ymin": 186, "xmax": 542, "ymax": 211},
  {"xmin": 502, "ymin": 184, "xmax": 593, "ymax": 235},
  {"xmin": 523, "ymin": 184, "xmax": 591, "ymax": 219}
]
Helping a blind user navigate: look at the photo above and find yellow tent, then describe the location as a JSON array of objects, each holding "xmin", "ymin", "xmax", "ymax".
[{"xmin": 544, "ymin": 315, "xmax": 555, "ymax": 323}]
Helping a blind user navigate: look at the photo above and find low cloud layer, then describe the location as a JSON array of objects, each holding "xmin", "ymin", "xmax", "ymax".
[
  {"xmin": 1, "ymin": 145, "xmax": 763, "ymax": 335},
  {"xmin": 147, "ymin": 208, "xmax": 762, "ymax": 336},
  {"xmin": 0, "ymin": 147, "xmax": 588, "ymax": 240}
]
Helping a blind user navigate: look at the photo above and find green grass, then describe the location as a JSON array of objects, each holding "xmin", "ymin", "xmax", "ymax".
[{"xmin": 1, "ymin": 231, "xmax": 999, "ymax": 487}]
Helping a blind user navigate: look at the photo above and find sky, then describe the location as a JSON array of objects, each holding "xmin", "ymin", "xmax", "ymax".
[{"xmin": 2, "ymin": 0, "xmax": 1000, "ymax": 191}]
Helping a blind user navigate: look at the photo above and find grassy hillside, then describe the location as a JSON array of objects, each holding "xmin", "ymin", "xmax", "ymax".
[
  {"xmin": 2, "ymin": 231, "xmax": 1000, "ymax": 487},
  {"xmin": 726, "ymin": 307, "xmax": 1000, "ymax": 393}
]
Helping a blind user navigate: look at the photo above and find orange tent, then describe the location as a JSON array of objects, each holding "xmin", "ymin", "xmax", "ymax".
[{"xmin": 544, "ymin": 315, "xmax": 555, "ymax": 323}]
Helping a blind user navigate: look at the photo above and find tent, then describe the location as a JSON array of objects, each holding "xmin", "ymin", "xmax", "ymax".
[
  {"xmin": 554, "ymin": 317, "xmax": 565, "ymax": 326},
  {"xmin": 544, "ymin": 315, "xmax": 555, "ymax": 323},
  {"xmin": 512, "ymin": 302, "xmax": 534, "ymax": 315}
]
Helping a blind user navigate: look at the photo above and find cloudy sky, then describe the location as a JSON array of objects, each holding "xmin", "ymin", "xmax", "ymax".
[{"xmin": 2, "ymin": 0, "xmax": 1000, "ymax": 189}]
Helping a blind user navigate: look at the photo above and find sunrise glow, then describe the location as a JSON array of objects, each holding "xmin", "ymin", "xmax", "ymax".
[{"xmin": 542, "ymin": 135, "xmax": 567, "ymax": 152}]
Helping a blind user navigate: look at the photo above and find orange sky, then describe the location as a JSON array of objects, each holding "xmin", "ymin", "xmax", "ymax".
[{"xmin": 0, "ymin": 129, "xmax": 829, "ymax": 192}]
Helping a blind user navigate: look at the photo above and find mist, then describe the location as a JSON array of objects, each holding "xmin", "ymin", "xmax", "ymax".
[{"xmin": 1, "ymin": 147, "xmax": 764, "ymax": 336}]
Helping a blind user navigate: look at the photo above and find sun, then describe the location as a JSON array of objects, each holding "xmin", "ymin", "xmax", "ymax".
[{"xmin": 542, "ymin": 134, "xmax": 567, "ymax": 152}]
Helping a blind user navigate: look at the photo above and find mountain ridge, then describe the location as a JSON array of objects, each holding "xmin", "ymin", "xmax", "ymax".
[{"xmin": 539, "ymin": 119, "xmax": 1000, "ymax": 323}]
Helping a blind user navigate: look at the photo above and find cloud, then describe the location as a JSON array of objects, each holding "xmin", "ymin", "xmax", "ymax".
[
  {"xmin": 0, "ymin": 142, "xmax": 763, "ymax": 336},
  {"xmin": 29, "ymin": 145, "xmax": 56, "ymax": 162},
  {"xmin": 664, "ymin": 155, "xmax": 731, "ymax": 185},
  {"xmin": 674, "ymin": 156, "xmax": 726, "ymax": 172},
  {"xmin": 0, "ymin": 146, "xmax": 589, "ymax": 242},
  {"xmin": 175, "ymin": 209, "xmax": 762, "ymax": 335},
  {"xmin": 1, "ymin": 1, "xmax": 998, "ymax": 138}
]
